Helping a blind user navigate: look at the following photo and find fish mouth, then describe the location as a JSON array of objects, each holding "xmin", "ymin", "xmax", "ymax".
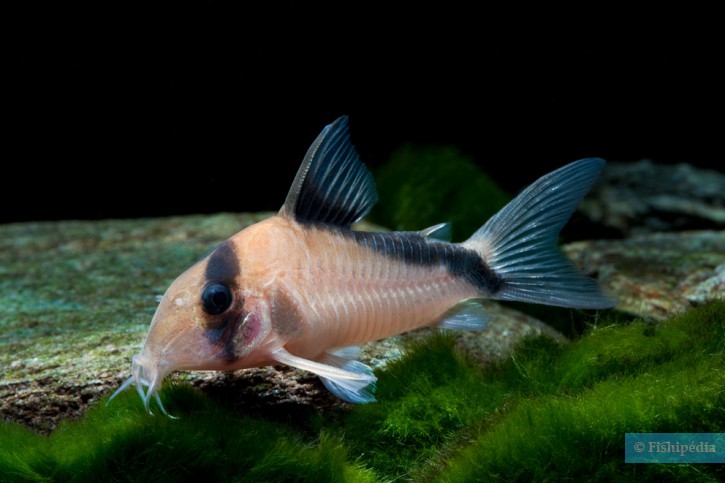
[{"xmin": 106, "ymin": 353, "xmax": 176, "ymax": 417}]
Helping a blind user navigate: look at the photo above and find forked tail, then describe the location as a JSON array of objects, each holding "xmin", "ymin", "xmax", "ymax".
[{"xmin": 461, "ymin": 158, "xmax": 615, "ymax": 309}]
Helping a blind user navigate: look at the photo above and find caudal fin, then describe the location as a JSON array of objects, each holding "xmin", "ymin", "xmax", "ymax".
[{"xmin": 461, "ymin": 158, "xmax": 615, "ymax": 309}]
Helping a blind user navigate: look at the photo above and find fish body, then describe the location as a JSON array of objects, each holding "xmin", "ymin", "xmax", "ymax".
[
  {"xmin": 109, "ymin": 116, "xmax": 615, "ymax": 413},
  {"xmin": 230, "ymin": 218, "xmax": 485, "ymax": 360}
]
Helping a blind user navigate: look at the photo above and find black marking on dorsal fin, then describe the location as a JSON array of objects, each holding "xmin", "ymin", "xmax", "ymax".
[{"xmin": 279, "ymin": 116, "xmax": 378, "ymax": 228}]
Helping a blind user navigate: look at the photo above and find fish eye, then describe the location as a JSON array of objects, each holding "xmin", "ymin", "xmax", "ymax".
[{"xmin": 201, "ymin": 282, "xmax": 232, "ymax": 315}]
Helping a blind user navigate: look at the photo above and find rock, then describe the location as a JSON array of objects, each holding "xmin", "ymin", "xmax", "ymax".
[
  {"xmin": 578, "ymin": 160, "xmax": 725, "ymax": 237},
  {"xmin": 3, "ymin": 207, "xmax": 721, "ymax": 434},
  {"xmin": 0, "ymin": 213, "xmax": 272, "ymax": 432},
  {"xmin": 563, "ymin": 230, "xmax": 725, "ymax": 320},
  {"xmin": 0, "ymin": 213, "xmax": 563, "ymax": 434},
  {"xmin": 562, "ymin": 160, "xmax": 725, "ymax": 320}
]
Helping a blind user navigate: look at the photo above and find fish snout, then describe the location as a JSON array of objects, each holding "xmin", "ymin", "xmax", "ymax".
[
  {"xmin": 131, "ymin": 353, "xmax": 158, "ymax": 396},
  {"xmin": 105, "ymin": 350, "xmax": 176, "ymax": 416},
  {"xmin": 131, "ymin": 351, "xmax": 176, "ymax": 415}
]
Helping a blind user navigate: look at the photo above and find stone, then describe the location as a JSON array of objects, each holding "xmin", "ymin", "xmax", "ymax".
[
  {"xmin": 3, "ymin": 205, "xmax": 721, "ymax": 432},
  {"xmin": 563, "ymin": 230, "xmax": 724, "ymax": 320},
  {"xmin": 0, "ymin": 213, "xmax": 563, "ymax": 433},
  {"xmin": 578, "ymin": 160, "xmax": 725, "ymax": 237}
]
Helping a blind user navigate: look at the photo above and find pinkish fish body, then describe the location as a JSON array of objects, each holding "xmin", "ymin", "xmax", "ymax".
[{"xmin": 108, "ymin": 116, "xmax": 615, "ymax": 413}]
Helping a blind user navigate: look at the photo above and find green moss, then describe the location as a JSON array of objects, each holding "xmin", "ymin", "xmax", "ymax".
[
  {"xmin": 344, "ymin": 302, "xmax": 724, "ymax": 480},
  {"xmin": 342, "ymin": 333, "xmax": 509, "ymax": 478},
  {"xmin": 440, "ymin": 362, "xmax": 723, "ymax": 481},
  {"xmin": 370, "ymin": 145, "xmax": 511, "ymax": 241},
  {"xmin": 2, "ymin": 302, "xmax": 723, "ymax": 482},
  {"xmin": 0, "ymin": 384, "xmax": 375, "ymax": 482},
  {"xmin": 434, "ymin": 301, "xmax": 725, "ymax": 482}
]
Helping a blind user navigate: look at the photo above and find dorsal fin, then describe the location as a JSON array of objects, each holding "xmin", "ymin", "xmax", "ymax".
[{"xmin": 280, "ymin": 116, "xmax": 378, "ymax": 228}]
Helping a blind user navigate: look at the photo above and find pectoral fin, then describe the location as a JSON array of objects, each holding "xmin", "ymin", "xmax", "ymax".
[
  {"xmin": 271, "ymin": 347, "xmax": 377, "ymax": 404},
  {"xmin": 319, "ymin": 347, "xmax": 377, "ymax": 403}
]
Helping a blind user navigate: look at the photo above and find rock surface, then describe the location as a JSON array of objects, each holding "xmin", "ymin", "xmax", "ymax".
[
  {"xmin": 0, "ymin": 213, "xmax": 562, "ymax": 433},
  {"xmin": 578, "ymin": 159, "xmax": 725, "ymax": 236},
  {"xmin": 2, "ymin": 160, "xmax": 723, "ymax": 434},
  {"xmin": 564, "ymin": 231, "xmax": 724, "ymax": 320}
]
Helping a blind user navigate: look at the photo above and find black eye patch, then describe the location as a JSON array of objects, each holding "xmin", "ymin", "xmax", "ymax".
[
  {"xmin": 205, "ymin": 241, "xmax": 240, "ymax": 281},
  {"xmin": 201, "ymin": 282, "xmax": 233, "ymax": 315}
]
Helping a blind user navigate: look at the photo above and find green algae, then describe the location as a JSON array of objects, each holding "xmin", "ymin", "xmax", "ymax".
[
  {"xmin": 432, "ymin": 301, "xmax": 724, "ymax": 482},
  {"xmin": 370, "ymin": 145, "xmax": 511, "ymax": 241},
  {"xmin": 0, "ymin": 385, "xmax": 376, "ymax": 482},
  {"xmin": 341, "ymin": 302, "xmax": 723, "ymax": 480},
  {"xmin": 2, "ymin": 302, "xmax": 722, "ymax": 481}
]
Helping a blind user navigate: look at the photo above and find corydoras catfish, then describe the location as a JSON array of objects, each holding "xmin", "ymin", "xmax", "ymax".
[{"xmin": 108, "ymin": 116, "xmax": 615, "ymax": 414}]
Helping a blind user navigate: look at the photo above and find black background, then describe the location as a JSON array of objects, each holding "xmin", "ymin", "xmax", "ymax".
[{"xmin": 6, "ymin": 4, "xmax": 722, "ymax": 224}]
